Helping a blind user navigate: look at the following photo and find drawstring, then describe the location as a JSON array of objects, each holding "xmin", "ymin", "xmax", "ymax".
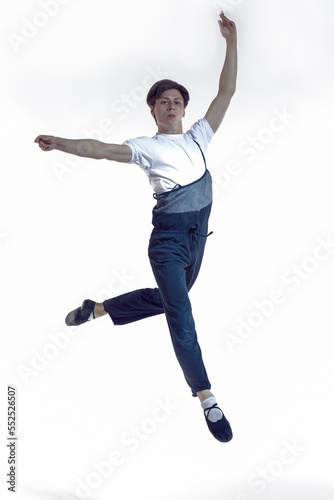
[
  {"xmin": 189, "ymin": 224, "xmax": 213, "ymax": 238},
  {"xmin": 189, "ymin": 225, "xmax": 213, "ymax": 247}
]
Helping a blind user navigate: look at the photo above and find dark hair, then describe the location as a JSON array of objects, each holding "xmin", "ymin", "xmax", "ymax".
[{"xmin": 146, "ymin": 79, "xmax": 190, "ymax": 109}]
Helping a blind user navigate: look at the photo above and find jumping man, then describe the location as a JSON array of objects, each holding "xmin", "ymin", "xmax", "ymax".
[{"xmin": 35, "ymin": 11, "xmax": 238, "ymax": 442}]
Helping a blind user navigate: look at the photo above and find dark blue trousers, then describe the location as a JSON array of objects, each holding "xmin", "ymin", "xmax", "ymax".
[{"xmin": 104, "ymin": 165, "xmax": 213, "ymax": 397}]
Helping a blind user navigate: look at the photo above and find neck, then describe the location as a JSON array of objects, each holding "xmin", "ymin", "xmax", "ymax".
[{"xmin": 157, "ymin": 123, "xmax": 183, "ymax": 134}]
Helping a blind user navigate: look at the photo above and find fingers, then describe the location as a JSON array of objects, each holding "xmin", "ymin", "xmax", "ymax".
[
  {"xmin": 35, "ymin": 135, "xmax": 47, "ymax": 145},
  {"xmin": 35, "ymin": 136, "xmax": 46, "ymax": 150},
  {"xmin": 219, "ymin": 10, "xmax": 234, "ymax": 26},
  {"xmin": 35, "ymin": 135, "xmax": 51, "ymax": 143},
  {"xmin": 35, "ymin": 135, "xmax": 53, "ymax": 151}
]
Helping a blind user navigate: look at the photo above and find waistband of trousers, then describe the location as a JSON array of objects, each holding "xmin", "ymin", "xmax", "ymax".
[{"xmin": 151, "ymin": 225, "xmax": 213, "ymax": 238}]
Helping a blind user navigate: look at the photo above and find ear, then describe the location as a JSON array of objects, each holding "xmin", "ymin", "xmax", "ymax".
[{"xmin": 150, "ymin": 105, "xmax": 157, "ymax": 124}]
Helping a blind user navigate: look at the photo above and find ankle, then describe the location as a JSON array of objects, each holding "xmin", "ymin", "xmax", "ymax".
[
  {"xmin": 94, "ymin": 302, "xmax": 107, "ymax": 319},
  {"xmin": 197, "ymin": 389, "xmax": 214, "ymax": 402}
]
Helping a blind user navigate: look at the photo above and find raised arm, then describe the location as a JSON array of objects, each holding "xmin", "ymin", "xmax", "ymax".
[
  {"xmin": 205, "ymin": 11, "xmax": 237, "ymax": 134},
  {"xmin": 34, "ymin": 135, "xmax": 132, "ymax": 163}
]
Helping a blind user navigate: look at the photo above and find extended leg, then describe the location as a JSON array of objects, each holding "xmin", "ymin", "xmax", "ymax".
[
  {"xmin": 65, "ymin": 287, "xmax": 165, "ymax": 327},
  {"xmin": 103, "ymin": 287, "xmax": 164, "ymax": 325}
]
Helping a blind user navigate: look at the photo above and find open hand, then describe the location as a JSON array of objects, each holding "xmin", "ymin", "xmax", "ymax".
[
  {"xmin": 218, "ymin": 11, "xmax": 237, "ymax": 42},
  {"xmin": 35, "ymin": 135, "xmax": 56, "ymax": 152}
]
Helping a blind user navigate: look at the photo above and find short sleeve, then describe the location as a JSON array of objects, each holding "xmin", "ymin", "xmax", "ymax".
[
  {"xmin": 186, "ymin": 118, "xmax": 214, "ymax": 153},
  {"xmin": 122, "ymin": 137, "xmax": 156, "ymax": 170}
]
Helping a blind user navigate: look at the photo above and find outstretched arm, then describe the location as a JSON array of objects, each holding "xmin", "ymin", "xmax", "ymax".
[
  {"xmin": 34, "ymin": 135, "xmax": 132, "ymax": 163},
  {"xmin": 205, "ymin": 11, "xmax": 237, "ymax": 134}
]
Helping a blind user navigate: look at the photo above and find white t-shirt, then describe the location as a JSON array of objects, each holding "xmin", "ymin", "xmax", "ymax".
[{"xmin": 122, "ymin": 118, "xmax": 214, "ymax": 194}]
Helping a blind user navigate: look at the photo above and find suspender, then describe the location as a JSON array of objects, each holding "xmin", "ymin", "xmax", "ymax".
[{"xmin": 192, "ymin": 139, "xmax": 207, "ymax": 171}]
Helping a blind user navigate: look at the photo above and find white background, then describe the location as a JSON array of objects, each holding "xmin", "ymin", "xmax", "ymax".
[{"xmin": 1, "ymin": 0, "xmax": 334, "ymax": 499}]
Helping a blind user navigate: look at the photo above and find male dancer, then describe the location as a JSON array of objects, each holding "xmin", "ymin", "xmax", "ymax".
[{"xmin": 35, "ymin": 11, "xmax": 237, "ymax": 442}]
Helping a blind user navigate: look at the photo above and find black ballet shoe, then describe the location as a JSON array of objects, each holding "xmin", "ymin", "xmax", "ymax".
[
  {"xmin": 204, "ymin": 403, "xmax": 233, "ymax": 443},
  {"xmin": 65, "ymin": 299, "xmax": 95, "ymax": 326}
]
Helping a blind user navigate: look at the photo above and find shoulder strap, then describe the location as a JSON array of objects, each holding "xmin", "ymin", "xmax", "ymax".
[{"xmin": 192, "ymin": 139, "xmax": 207, "ymax": 171}]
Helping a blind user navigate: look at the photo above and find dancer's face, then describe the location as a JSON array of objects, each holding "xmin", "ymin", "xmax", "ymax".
[{"xmin": 150, "ymin": 89, "xmax": 185, "ymax": 134}]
